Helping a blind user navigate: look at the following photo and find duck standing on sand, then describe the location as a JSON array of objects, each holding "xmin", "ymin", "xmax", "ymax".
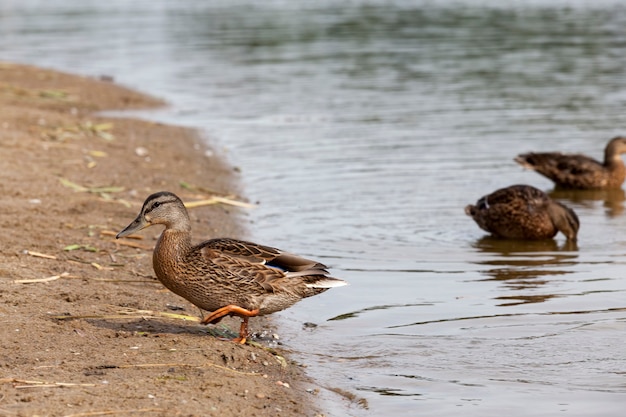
[
  {"xmin": 116, "ymin": 191, "xmax": 347, "ymax": 344},
  {"xmin": 514, "ymin": 136, "xmax": 626, "ymax": 189},
  {"xmin": 465, "ymin": 185, "xmax": 579, "ymax": 241}
]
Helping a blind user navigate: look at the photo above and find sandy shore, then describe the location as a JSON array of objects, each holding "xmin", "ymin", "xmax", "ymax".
[{"xmin": 0, "ymin": 62, "xmax": 325, "ymax": 416}]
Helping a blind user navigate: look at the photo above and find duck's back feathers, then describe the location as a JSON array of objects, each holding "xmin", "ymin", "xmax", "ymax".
[{"xmin": 465, "ymin": 184, "xmax": 579, "ymax": 240}]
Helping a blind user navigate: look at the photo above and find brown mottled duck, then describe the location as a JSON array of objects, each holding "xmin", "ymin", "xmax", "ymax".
[
  {"xmin": 116, "ymin": 191, "xmax": 347, "ymax": 344},
  {"xmin": 515, "ymin": 136, "xmax": 626, "ymax": 189},
  {"xmin": 465, "ymin": 185, "xmax": 579, "ymax": 241}
]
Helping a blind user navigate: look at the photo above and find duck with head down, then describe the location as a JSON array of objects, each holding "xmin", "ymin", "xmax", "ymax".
[
  {"xmin": 116, "ymin": 191, "xmax": 347, "ymax": 344},
  {"xmin": 465, "ymin": 184, "xmax": 579, "ymax": 241}
]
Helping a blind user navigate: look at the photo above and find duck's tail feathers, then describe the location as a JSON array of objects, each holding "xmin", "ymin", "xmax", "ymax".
[
  {"xmin": 514, "ymin": 154, "xmax": 537, "ymax": 169},
  {"xmin": 305, "ymin": 277, "xmax": 348, "ymax": 288}
]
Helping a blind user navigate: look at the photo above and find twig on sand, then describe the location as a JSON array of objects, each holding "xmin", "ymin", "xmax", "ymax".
[
  {"xmin": 184, "ymin": 196, "xmax": 256, "ymax": 209},
  {"xmin": 58, "ymin": 178, "xmax": 124, "ymax": 194},
  {"xmin": 14, "ymin": 272, "xmax": 71, "ymax": 284},
  {"xmin": 25, "ymin": 250, "xmax": 57, "ymax": 260},
  {"xmin": 62, "ymin": 408, "xmax": 164, "ymax": 417},
  {"xmin": 0, "ymin": 378, "xmax": 96, "ymax": 389}
]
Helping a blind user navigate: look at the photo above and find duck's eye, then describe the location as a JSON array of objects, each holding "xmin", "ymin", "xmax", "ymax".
[{"xmin": 153, "ymin": 201, "xmax": 161, "ymax": 208}]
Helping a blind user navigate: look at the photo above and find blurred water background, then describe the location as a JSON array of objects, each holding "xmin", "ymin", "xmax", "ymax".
[{"xmin": 1, "ymin": 0, "xmax": 626, "ymax": 415}]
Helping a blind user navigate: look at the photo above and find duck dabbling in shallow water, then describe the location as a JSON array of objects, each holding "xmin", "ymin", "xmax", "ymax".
[
  {"xmin": 116, "ymin": 191, "xmax": 347, "ymax": 344},
  {"xmin": 465, "ymin": 184, "xmax": 579, "ymax": 241},
  {"xmin": 515, "ymin": 136, "xmax": 626, "ymax": 189}
]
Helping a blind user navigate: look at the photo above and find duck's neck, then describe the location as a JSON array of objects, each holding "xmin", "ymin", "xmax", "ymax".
[
  {"xmin": 604, "ymin": 145, "xmax": 625, "ymax": 169},
  {"xmin": 548, "ymin": 202, "xmax": 578, "ymax": 241},
  {"xmin": 153, "ymin": 229, "xmax": 193, "ymax": 283}
]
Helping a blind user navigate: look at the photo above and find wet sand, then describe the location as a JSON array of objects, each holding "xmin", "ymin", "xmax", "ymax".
[{"xmin": 0, "ymin": 62, "xmax": 324, "ymax": 416}]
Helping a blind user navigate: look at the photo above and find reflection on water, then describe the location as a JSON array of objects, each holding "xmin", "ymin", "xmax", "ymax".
[
  {"xmin": 494, "ymin": 293, "xmax": 562, "ymax": 306},
  {"xmin": 1, "ymin": 1, "xmax": 626, "ymax": 416},
  {"xmin": 328, "ymin": 302, "xmax": 434, "ymax": 322},
  {"xmin": 471, "ymin": 236, "xmax": 579, "ymax": 306},
  {"xmin": 472, "ymin": 235, "xmax": 579, "ymax": 254},
  {"xmin": 550, "ymin": 188, "xmax": 626, "ymax": 217}
]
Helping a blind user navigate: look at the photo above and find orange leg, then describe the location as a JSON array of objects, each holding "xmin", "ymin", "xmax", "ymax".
[
  {"xmin": 201, "ymin": 305, "xmax": 260, "ymax": 344},
  {"xmin": 234, "ymin": 318, "xmax": 251, "ymax": 345}
]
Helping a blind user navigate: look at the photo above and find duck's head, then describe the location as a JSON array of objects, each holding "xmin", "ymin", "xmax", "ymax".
[
  {"xmin": 549, "ymin": 201, "xmax": 580, "ymax": 241},
  {"xmin": 605, "ymin": 136, "xmax": 626, "ymax": 159},
  {"xmin": 116, "ymin": 191, "xmax": 191, "ymax": 239}
]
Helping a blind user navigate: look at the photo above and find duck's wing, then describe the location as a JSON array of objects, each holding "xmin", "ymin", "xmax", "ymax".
[
  {"xmin": 198, "ymin": 238, "xmax": 344, "ymax": 290},
  {"xmin": 200, "ymin": 238, "xmax": 328, "ymax": 271},
  {"xmin": 515, "ymin": 152, "xmax": 605, "ymax": 188}
]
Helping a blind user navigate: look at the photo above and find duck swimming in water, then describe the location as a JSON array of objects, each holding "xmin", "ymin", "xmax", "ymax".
[
  {"xmin": 465, "ymin": 184, "xmax": 579, "ymax": 241},
  {"xmin": 515, "ymin": 136, "xmax": 626, "ymax": 189}
]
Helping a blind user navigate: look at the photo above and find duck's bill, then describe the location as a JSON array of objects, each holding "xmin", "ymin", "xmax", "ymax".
[{"xmin": 116, "ymin": 215, "xmax": 149, "ymax": 239}]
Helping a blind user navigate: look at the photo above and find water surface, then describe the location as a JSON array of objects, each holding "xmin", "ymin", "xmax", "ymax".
[{"xmin": 1, "ymin": 0, "xmax": 626, "ymax": 415}]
